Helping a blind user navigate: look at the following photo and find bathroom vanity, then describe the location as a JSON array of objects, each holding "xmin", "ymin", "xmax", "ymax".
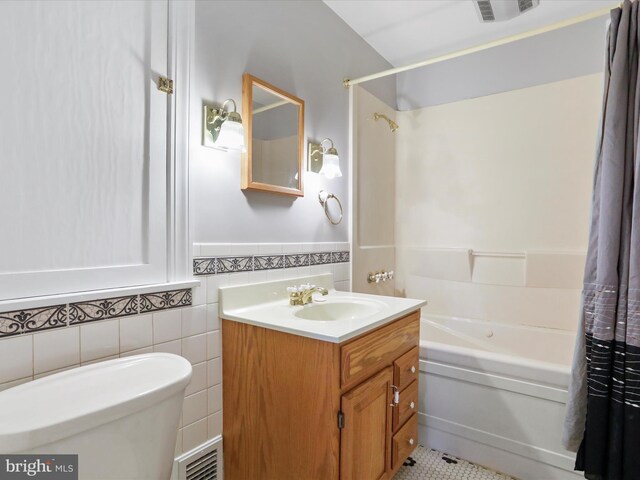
[{"xmin": 219, "ymin": 274, "xmax": 425, "ymax": 480}]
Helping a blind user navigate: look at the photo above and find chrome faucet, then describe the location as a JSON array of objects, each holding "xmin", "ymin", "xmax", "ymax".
[{"xmin": 287, "ymin": 284, "xmax": 329, "ymax": 306}]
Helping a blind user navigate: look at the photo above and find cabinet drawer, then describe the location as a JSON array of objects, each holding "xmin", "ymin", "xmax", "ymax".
[
  {"xmin": 341, "ymin": 311, "xmax": 419, "ymax": 389},
  {"xmin": 393, "ymin": 346, "xmax": 419, "ymax": 390},
  {"xmin": 392, "ymin": 413, "xmax": 418, "ymax": 470},
  {"xmin": 393, "ymin": 380, "xmax": 418, "ymax": 431}
]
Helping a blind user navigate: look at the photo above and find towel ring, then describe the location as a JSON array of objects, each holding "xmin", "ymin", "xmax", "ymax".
[{"xmin": 318, "ymin": 190, "xmax": 343, "ymax": 225}]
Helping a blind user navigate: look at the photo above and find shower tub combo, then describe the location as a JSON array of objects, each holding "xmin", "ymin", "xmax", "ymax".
[{"xmin": 419, "ymin": 315, "xmax": 579, "ymax": 480}]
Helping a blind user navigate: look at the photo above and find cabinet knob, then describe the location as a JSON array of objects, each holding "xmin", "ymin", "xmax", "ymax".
[
  {"xmin": 410, "ymin": 401, "xmax": 415, "ymax": 410},
  {"xmin": 409, "ymin": 438, "xmax": 415, "ymax": 446},
  {"xmin": 410, "ymin": 366, "xmax": 416, "ymax": 373}
]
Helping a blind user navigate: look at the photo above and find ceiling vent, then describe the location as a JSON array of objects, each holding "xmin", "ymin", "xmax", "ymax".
[
  {"xmin": 518, "ymin": 0, "xmax": 535, "ymax": 12},
  {"xmin": 474, "ymin": 0, "xmax": 540, "ymax": 22},
  {"xmin": 476, "ymin": 1, "xmax": 495, "ymax": 21}
]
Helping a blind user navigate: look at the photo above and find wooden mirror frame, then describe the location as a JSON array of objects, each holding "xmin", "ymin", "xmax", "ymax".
[{"xmin": 241, "ymin": 73, "xmax": 305, "ymax": 197}]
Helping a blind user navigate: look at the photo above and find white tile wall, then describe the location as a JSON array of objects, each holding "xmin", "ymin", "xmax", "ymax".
[
  {"xmin": 119, "ymin": 314, "xmax": 153, "ymax": 353},
  {"xmin": 183, "ymin": 389, "xmax": 208, "ymax": 426},
  {"xmin": 0, "ymin": 241, "xmax": 350, "ymax": 459},
  {"xmin": 0, "ymin": 335, "xmax": 32, "ymax": 383},
  {"xmin": 182, "ymin": 417, "xmax": 208, "ymax": 452},
  {"xmin": 152, "ymin": 309, "xmax": 182, "ymax": 344},
  {"xmin": 182, "ymin": 334, "xmax": 207, "ymax": 364},
  {"xmin": 33, "ymin": 327, "xmax": 80, "ymax": 374},
  {"xmin": 181, "ymin": 305, "xmax": 206, "ymax": 337},
  {"xmin": 80, "ymin": 320, "xmax": 119, "ymax": 363}
]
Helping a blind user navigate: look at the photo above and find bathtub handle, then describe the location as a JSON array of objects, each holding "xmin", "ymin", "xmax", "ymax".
[{"xmin": 410, "ymin": 366, "xmax": 416, "ymax": 374}]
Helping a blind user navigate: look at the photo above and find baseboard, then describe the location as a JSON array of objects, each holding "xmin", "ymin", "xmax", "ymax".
[{"xmin": 418, "ymin": 414, "xmax": 580, "ymax": 480}]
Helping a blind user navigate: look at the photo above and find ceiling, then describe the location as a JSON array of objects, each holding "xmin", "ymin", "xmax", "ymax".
[{"xmin": 324, "ymin": 0, "xmax": 616, "ymax": 67}]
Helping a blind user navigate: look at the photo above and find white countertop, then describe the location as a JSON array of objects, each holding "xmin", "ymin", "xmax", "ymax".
[{"xmin": 218, "ymin": 274, "xmax": 426, "ymax": 343}]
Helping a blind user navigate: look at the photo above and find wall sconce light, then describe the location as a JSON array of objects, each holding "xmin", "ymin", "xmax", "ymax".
[
  {"xmin": 307, "ymin": 138, "xmax": 343, "ymax": 179},
  {"xmin": 203, "ymin": 99, "xmax": 245, "ymax": 151}
]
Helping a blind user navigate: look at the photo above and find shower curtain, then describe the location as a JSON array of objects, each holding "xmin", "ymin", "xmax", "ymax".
[{"xmin": 563, "ymin": 1, "xmax": 640, "ymax": 478}]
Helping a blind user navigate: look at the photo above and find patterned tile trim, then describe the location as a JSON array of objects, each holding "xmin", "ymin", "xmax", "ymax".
[
  {"xmin": 254, "ymin": 255, "xmax": 284, "ymax": 271},
  {"xmin": 0, "ymin": 304, "xmax": 67, "ymax": 337},
  {"xmin": 69, "ymin": 295, "xmax": 138, "ymax": 325},
  {"xmin": 332, "ymin": 251, "xmax": 350, "ymax": 263},
  {"xmin": 139, "ymin": 289, "xmax": 192, "ymax": 313},
  {"xmin": 216, "ymin": 256, "xmax": 253, "ymax": 274},
  {"xmin": 284, "ymin": 253, "xmax": 310, "ymax": 269},
  {"xmin": 310, "ymin": 252, "xmax": 332, "ymax": 265},
  {"xmin": 0, "ymin": 287, "xmax": 193, "ymax": 338},
  {"xmin": 193, "ymin": 250, "xmax": 350, "ymax": 276},
  {"xmin": 193, "ymin": 258, "xmax": 216, "ymax": 275}
]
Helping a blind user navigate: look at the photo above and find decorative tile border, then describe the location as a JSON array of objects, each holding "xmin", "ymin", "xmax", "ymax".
[
  {"xmin": 216, "ymin": 256, "xmax": 253, "ymax": 274},
  {"xmin": 69, "ymin": 295, "xmax": 138, "ymax": 325},
  {"xmin": 310, "ymin": 252, "xmax": 332, "ymax": 265},
  {"xmin": 193, "ymin": 250, "xmax": 350, "ymax": 276},
  {"xmin": 139, "ymin": 289, "xmax": 192, "ymax": 313},
  {"xmin": 284, "ymin": 253, "xmax": 309, "ymax": 268},
  {"xmin": 0, "ymin": 288, "xmax": 193, "ymax": 338},
  {"xmin": 193, "ymin": 258, "xmax": 216, "ymax": 275},
  {"xmin": 254, "ymin": 255, "xmax": 284, "ymax": 271},
  {"xmin": 0, "ymin": 304, "xmax": 67, "ymax": 337}
]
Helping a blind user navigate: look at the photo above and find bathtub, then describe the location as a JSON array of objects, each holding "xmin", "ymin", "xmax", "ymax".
[{"xmin": 418, "ymin": 315, "xmax": 580, "ymax": 480}]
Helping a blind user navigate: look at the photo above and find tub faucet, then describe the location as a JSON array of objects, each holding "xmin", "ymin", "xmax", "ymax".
[{"xmin": 287, "ymin": 284, "xmax": 328, "ymax": 306}]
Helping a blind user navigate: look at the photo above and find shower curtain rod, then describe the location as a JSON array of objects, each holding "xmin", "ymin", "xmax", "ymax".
[{"xmin": 343, "ymin": 3, "xmax": 619, "ymax": 88}]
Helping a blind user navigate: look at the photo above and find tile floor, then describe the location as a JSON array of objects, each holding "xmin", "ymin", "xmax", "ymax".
[{"xmin": 394, "ymin": 446, "xmax": 516, "ymax": 480}]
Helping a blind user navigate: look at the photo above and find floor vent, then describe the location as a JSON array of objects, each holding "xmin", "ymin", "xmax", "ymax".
[
  {"xmin": 175, "ymin": 437, "xmax": 222, "ymax": 480},
  {"xmin": 186, "ymin": 449, "xmax": 217, "ymax": 480}
]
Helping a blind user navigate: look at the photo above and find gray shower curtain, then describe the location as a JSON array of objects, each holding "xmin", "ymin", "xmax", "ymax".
[{"xmin": 563, "ymin": 1, "xmax": 640, "ymax": 478}]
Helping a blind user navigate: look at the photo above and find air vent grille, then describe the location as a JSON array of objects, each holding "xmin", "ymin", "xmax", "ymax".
[
  {"xmin": 185, "ymin": 449, "xmax": 217, "ymax": 480},
  {"xmin": 518, "ymin": 0, "xmax": 534, "ymax": 12},
  {"xmin": 476, "ymin": 0, "xmax": 495, "ymax": 21}
]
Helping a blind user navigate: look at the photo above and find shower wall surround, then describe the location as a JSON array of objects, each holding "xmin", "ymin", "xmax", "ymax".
[
  {"xmin": 395, "ymin": 73, "xmax": 602, "ymax": 331},
  {"xmin": 350, "ymin": 87, "xmax": 396, "ymax": 297}
]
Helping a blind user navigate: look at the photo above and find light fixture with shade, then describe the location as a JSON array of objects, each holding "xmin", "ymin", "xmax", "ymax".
[
  {"xmin": 307, "ymin": 138, "xmax": 343, "ymax": 179},
  {"xmin": 202, "ymin": 99, "xmax": 245, "ymax": 151}
]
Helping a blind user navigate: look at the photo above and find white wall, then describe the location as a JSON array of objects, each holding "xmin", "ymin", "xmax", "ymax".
[
  {"xmin": 395, "ymin": 74, "xmax": 602, "ymax": 331},
  {"xmin": 189, "ymin": 0, "xmax": 396, "ymax": 245}
]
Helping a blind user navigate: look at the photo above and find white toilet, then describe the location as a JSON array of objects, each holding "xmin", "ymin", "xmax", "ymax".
[{"xmin": 0, "ymin": 353, "xmax": 192, "ymax": 480}]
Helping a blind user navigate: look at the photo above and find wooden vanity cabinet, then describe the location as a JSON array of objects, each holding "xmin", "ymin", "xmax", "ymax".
[{"xmin": 222, "ymin": 310, "xmax": 420, "ymax": 480}]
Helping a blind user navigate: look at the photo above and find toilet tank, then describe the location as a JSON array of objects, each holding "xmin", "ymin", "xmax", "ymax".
[{"xmin": 0, "ymin": 353, "xmax": 192, "ymax": 480}]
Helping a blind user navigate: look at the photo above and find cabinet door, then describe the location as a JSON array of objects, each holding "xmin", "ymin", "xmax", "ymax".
[
  {"xmin": 340, "ymin": 367, "xmax": 393, "ymax": 480},
  {"xmin": 0, "ymin": 1, "xmax": 168, "ymax": 300}
]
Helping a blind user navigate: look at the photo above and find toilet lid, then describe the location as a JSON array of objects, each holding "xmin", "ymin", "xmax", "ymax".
[{"xmin": 0, "ymin": 353, "xmax": 192, "ymax": 453}]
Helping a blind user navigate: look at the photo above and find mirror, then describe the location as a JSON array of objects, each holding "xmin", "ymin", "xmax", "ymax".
[{"xmin": 241, "ymin": 73, "xmax": 304, "ymax": 196}]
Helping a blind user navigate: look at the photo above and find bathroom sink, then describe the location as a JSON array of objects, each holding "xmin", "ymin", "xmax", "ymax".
[
  {"xmin": 294, "ymin": 300, "xmax": 382, "ymax": 321},
  {"xmin": 219, "ymin": 273, "xmax": 426, "ymax": 343}
]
